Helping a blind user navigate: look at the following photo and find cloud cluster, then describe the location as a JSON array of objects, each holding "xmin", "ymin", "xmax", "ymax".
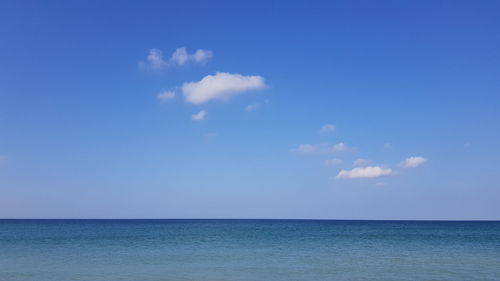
[
  {"xmin": 336, "ymin": 166, "xmax": 393, "ymax": 179},
  {"xmin": 143, "ymin": 47, "xmax": 267, "ymax": 120},
  {"xmin": 140, "ymin": 47, "xmax": 213, "ymax": 70},
  {"xmin": 290, "ymin": 122, "xmax": 430, "ymax": 182},
  {"xmin": 400, "ymin": 156, "xmax": 428, "ymax": 168},
  {"xmin": 291, "ymin": 129, "xmax": 428, "ymax": 181},
  {"xmin": 182, "ymin": 72, "xmax": 265, "ymax": 104},
  {"xmin": 336, "ymin": 155, "xmax": 428, "ymax": 180}
]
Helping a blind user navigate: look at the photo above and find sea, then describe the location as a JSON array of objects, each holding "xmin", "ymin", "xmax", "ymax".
[{"xmin": 0, "ymin": 219, "xmax": 499, "ymax": 281}]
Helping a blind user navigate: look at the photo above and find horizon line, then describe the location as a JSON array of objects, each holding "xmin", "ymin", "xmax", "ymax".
[{"xmin": 1, "ymin": 218, "xmax": 499, "ymax": 222}]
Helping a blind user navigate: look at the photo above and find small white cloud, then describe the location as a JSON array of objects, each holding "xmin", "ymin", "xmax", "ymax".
[
  {"xmin": 336, "ymin": 166, "xmax": 393, "ymax": 179},
  {"xmin": 170, "ymin": 47, "xmax": 189, "ymax": 65},
  {"xmin": 140, "ymin": 47, "xmax": 213, "ymax": 70},
  {"xmin": 157, "ymin": 91, "xmax": 176, "ymax": 102},
  {"xmin": 375, "ymin": 182, "xmax": 387, "ymax": 187},
  {"xmin": 384, "ymin": 143, "xmax": 393, "ymax": 151},
  {"xmin": 191, "ymin": 110, "xmax": 207, "ymax": 121},
  {"xmin": 353, "ymin": 158, "xmax": 372, "ymax": 166},
  {"xmin": 182, "ymin": 72, "xmax": 265, "ymax": 104},
  {"xmin": 191, "ymin": 49, "xmax": 213, "ymax": 63},
  {"xmin": 139, "ymin": 48, "xmax": 168, "ymax": 70},
  {"xmin": 170, "ymin": 47, "xmax": 212, "ymax": 65},
  {"xmin": 325, "ymin": 158, "xmax": 342, "ymax": 166},
  {"xmin": 320, "ymin": 124, "xmax": 336, "ymax": 134},
  {"xmin": 400, "ymin": 156, "xmax": 428, "ymax": 168},
  {"xmin": 171, "ymin": 47, "xmax": 212, "ymax": 65},
  {"xmin": 245, "ymin": 103, "xmax": 260, "ymax": 112},
  {"xmin": 331, "ymin": 142, "xmax": 347, "ymax": 152},
  {"xmin": 291, "ymin": 144, "xmax": 317, "ymax": 153}
]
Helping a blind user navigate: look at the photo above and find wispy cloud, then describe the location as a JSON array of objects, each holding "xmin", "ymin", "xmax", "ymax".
[
  {"xmin": 291, "ymin": 142, "xmax": 351, "ymax": 154},
  {"xmin": 139, "ymin": 47, "xmax": 213, "ymax": 70},
  {"xmin": 182, "ymin": 72, "xmax": 265, "ymax": 104},
  {"xmin": 203, "ymin": 133, "xmax": 218, "ymax": 143},
  {"xmin": 325, "ymin": 158, "xmax": 342, "ymax": 166},
  {"xmin": 319, "ymin": 124, "xmax": 336, "ymax": 134},
  {"xmin": 157, "ymin": 91, "xmax": 176, "ymax": 102},
  {"xmin": 400, "ymin": 156, "xmax": 428, "ymax": 168},
  {"xmin": 331, "ymin": 142, "xmax": 348, "ymax": 152},
  {"xmin": 291, "ymin": 144, "xmax": 318, "ymax": 153},
  {"xmin": 336, "ymin": 166, "xmax": 393, "ymax": 179},
  {"xmin": 191, "ymin": 110, "xmax": 207, "ymax": 121},
  {"xmin": 245, "ymin": 103, "xmax": 260, "ymax": 112},
  {"xmin": 353, "ymin": 158, "xmax": 372, "ymax": 166},
  {"xmin": 384, "ymin": 143, "xmax": 393, "ymax": 151}
]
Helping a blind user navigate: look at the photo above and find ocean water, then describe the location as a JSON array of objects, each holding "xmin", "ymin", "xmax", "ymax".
[{"xmin": 0, "ymin": 220, "xmax": 499, "ymax": 281}]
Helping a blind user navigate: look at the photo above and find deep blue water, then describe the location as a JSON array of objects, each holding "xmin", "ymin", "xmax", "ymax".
[{"xmin": 1, "ymin": 220, "xmax": 499, "ymax": 280}]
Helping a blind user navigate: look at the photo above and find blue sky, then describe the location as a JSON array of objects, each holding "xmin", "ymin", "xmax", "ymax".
[{"xmin": 1, "ymin": 0, "xmax": 499, "ymax": 219}]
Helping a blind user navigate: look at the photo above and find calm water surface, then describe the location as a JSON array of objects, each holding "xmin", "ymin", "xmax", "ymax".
[{"xmin": 1, "ymin": 220, "xmax": 499, "ymax": 280}]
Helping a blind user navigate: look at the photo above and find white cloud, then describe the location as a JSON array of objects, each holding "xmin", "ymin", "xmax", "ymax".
[
  {"xmin": 353, "ymin": 158, "xmax": 372, "ymax": 166},
  {"xmin": 157, "ymin": 91, "xmax": 176, "ymax": 102},
  {"xmin": 400, "ymin": 156, "xmax": 428, "ymax": 168},
  {"xmin": 191, "ymin": 110, "xmax": 207, "ymax": 121},
  {"xmin": 245, "ymin": 103, "xmax": 260, "ymax": 112},
  {"xmin": 375, "ymin": 182, "xmax": 387, "ymax": 187},
  {"xmin": 182, "ymin": 72, "xmax": 265, "ymax": 104},
  {"xmin": 320, "ymin": 124, "xmax": 336, "ymax": 134},
  {"xmin": 291, "ymin": 144, "xmax": 317, "ymax": 153},
  {"xmin": 331, "ymin": 142, "xmax": 347, "ymax": 152},
  {"xmin": 384, "ymin": 143, "xmax": 393, "ymax": 151},
  {"xmin": 325, "ymin": 158, "xmax": 342, "ymax": 166},
  {"xmin": 336, "ymin": 166, "xmax": 393, "ymax": 179},
  {"xmin": 140, "ymin": 47, "xmax": 213, "ymax": 70}
]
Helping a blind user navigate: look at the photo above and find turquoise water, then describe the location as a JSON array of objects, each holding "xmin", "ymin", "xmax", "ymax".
[{"xmin": 1, "ymin": 220, "xmax": 499, "ymax": 281}]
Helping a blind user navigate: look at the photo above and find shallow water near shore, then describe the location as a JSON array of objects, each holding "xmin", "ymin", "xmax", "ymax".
[{"xmin": 1, "ymin": 219, "xmax": 499, "ymax": 281}]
